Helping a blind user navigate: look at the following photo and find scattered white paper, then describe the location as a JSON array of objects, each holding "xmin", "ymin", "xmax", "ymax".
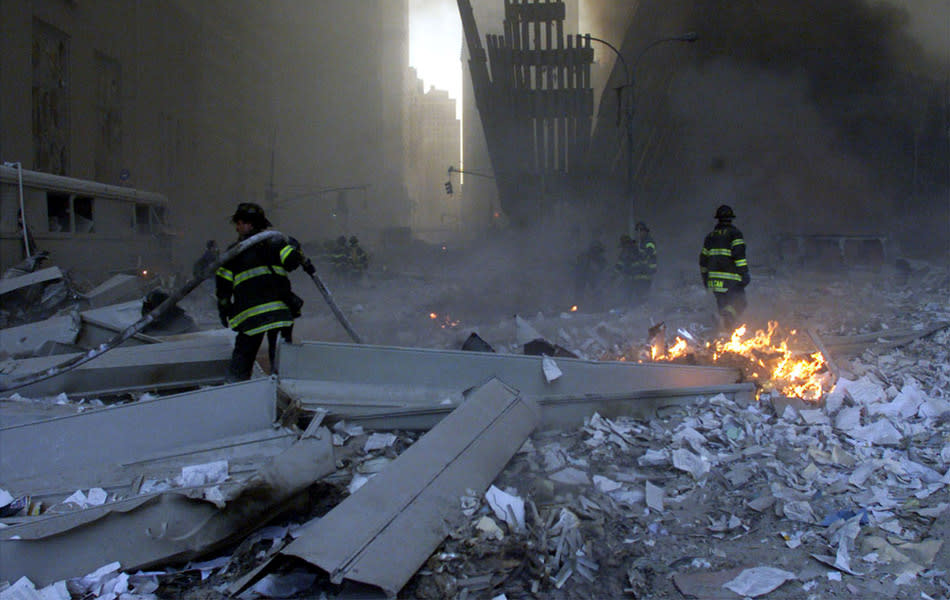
[
  {"xmin": 475, "ymin": 515, "xmax": 504, "ymax": 540},
  {"xmin": 542, "ymin": 356, "xmax": 563, "ymax": 383},
  {"xmin": 645, "ymin": 481, "xmax": 665, "ymax": 512},
  {"xmin": 549, "ymin": 467, "xmax": 591, "ymax": 486},
  {"xmin": 363, "ymin": 432, "xmax": 397, "ymax": 452},
  {"xmin": 593, "ymin": 475, "xmax": 622, "ymax": 493},
  {"xmin": 485, "ymin": 485, "xmax": 526, "ymax": 532},
  {"xmin": 672, "ymin": 448, "xmax": 709, "ymax": 479},
  {"xmin": 850, "ymin": 420, "xmax": 902, "ymax": 446},
  {"xmin": 723, "ymin": 567, "xmax": 796, "ymax": 597},
  {"xmin": 179, "ymin": 460, "xmax": 229, "ymax": 488}
]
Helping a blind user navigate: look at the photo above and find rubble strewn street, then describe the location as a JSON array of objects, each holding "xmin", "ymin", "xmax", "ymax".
[{"xmin": 1, "ymin": 235, "xmax": 948, "ymax": 600}]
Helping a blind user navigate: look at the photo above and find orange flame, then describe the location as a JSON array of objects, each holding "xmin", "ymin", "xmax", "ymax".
[
  {"xmin": 570, "ymin": 305, "xmax": 578, "ymax": 312},
  {"xmin": 711, "ymin": 322, "xmax": 830, "ymax": 401},
  {"xmin": 653, "ymin": 322, "xmax": 831, "ymax": 402}
]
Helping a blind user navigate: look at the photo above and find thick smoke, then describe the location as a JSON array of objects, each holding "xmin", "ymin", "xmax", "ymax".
[{"xmin": 581, "ymin": 0, "xmax": 949, "ymax": 261}]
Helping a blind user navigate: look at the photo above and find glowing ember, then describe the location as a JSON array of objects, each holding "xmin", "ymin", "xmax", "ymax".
[
  {"xmin": 654, "ymin": 321, "xmax": 832, "ymax": 402},
  {"xmin": 570, "ymin": 305, "xmax": 578, "ymax": 312},
  {"xmin": 427, "ymin": 312, "xmax": 461, "ymax": 329}
]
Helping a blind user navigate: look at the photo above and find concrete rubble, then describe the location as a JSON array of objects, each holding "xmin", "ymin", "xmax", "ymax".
[{"xmin": 0, "ymin": 258, "xmax": 947, "ymax": 599}]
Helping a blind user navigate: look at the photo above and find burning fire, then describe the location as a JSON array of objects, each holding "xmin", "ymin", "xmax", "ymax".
[
  {"xmin": 428, "ymin": 312, "xmax": 461, "ymax": 329},
  {"xmin": 570, "ymin": 305, "xmax": 578, "ymax": 312},
  {"xmin": 656, "ymin": 321, "xmax": 832, "ymax": 402}
]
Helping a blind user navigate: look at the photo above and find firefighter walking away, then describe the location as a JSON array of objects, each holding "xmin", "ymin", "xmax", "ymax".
[
  {"xmin": 699, "ymin": 204, "xmax": 750, "ymax": 332},
  {"xmin": 215, "ymin": 202, "xmax": 316, "ymax": 381}
]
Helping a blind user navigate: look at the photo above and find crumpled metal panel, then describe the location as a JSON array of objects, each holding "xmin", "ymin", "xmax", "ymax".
[
  {"xmin": 281, "ymin": 378, "xmax": 539, "ymax": 597},
  {"xmin": 277, "ymin": 341, "xmax": 740, "ymax": 416},
  {"xmin": 5, "ymin": 335, "xmax": 232, "ymax": 398},
  {"xmin": 0, "ymin": 428, "xmax": 335, "ymax": 586},
  {"xmin": 0, "ymin": 378, "xmax": 276, "ymax": 489}
]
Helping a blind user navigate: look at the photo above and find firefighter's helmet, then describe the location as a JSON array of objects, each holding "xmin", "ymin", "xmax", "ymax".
[
  {"xmin": 349, "ymin": 236, "xmax": 359, "ymax": 245},
  {"xmin": 715, "ymin": 204, "xmax": 735, "ymax": 220},
  {"xmin": 231, "ymin": 202, "xmax": 271, "ymax": 228},
  {"xmin": 635, "ymin": 221, "xmax": 649, "ymax": 232}
]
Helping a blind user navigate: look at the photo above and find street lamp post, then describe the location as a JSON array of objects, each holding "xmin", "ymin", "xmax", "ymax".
[{"xmin": 586, "ymin": 32, "xmax": 697, "ymax": 233}]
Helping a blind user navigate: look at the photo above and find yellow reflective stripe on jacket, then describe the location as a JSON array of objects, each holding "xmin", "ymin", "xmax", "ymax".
[
  {"xmin": 229, "ymin": 301, "xmax": 288, "ymax": 328},
  {"xmin": 708, "ymin": 271, "xmax": 742, "ymax": 281},
  {"xmin": 233, "ymin": 266, "xmax": 271, "ymax": 286},
  {"xmin": 244, "ymin": 320, "xmax": 294, "ymax": 336},
  {"xmin": 232, "ymin": 265, "xmax": 288, "ymax": 286},
  {"xmin": 734, "ymin": 259, "xmax": 748, "ymax": 267},
  {"xmin": 731, "ymin": 238, "xmax": 745, "ymax": 247},
  {"xmin": 279, "ymin": 244, "xmax": 294, "ymax": 263},
  {"xmin": 705, "ymin": 248, "xmax": 732, "ymax": 257},
  {"xmin": 216, "ymin": 267, "xmax": 234, "ymax": 282}
]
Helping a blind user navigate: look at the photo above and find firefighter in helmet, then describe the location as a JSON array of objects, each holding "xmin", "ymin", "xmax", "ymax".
[
  {"xmin": 699, "ymin": 204, "xmax": 750, "ymax": 332},
  {"xmin": 629, "ymin": 222, "xmax": 658, "ymax": 298},
  {"xmin": 347, "ymin": 235, "xmax": 369, "ymax": 279},
  {"xmin": 330, "ymin": 235, "xmax": 349, "ymax": 275},
  {"xmin": 615, "ymin": 223, "xmax": 657, "ymax": 304},
  {"xmin": 215, "ymin": 202, "xmax": 315, "ymax": 381}
]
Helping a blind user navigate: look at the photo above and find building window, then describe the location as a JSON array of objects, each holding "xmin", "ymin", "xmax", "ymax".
[
  {"xmin": 74, "ymin": 196, "xmax": 94, "ymax": 232},
  {"xmin": 134, "ymin": 203, "xmax": 150, "ymax": 234},
  {"xmin": 47, "ymin": 192, "xmax": 70, "ymax": 232}
]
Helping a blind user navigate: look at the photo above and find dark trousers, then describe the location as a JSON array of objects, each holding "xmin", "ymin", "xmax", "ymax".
[
  {"xmin": 226, "ymin": 326, "xmax": 293, "ymax": 382},
  {"xmin": 715, "ymin": 288, "xmax": 747, "ymax": 331}
]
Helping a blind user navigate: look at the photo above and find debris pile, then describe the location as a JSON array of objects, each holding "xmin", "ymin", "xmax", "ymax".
[{"xmin": 0, "ymin": 252, "xmax": 947, "ymax": 599}]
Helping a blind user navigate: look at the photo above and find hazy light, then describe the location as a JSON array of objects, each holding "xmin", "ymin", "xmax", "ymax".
[{"xmin": 409, "ymin": 0, "xmax": 463, "ymax": 117}]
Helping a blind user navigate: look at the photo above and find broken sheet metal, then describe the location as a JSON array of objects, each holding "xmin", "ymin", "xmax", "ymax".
[
  {"xmin": 5, "ymin": 335, "xmax": 233, "ymax": 398},
  {"xmin": 77, "ymin": 300, "xmax": 159, "ymax": 348},
  {"xmin": 0, "ymin": 427, "xmax": 335, "ymax": 586},
  {"xmin": 0, "ymin": 378, "xmax": 277, "ymax": 497},
  {"xmin": 0, "ymin": 267, "xmax": 63, "ymax": 298},
  {"xmin": 0, "ymin": 313, "xmax": 81, "ymax": 357},
  {"xmin": 341, "ymin": 383, "xmax": 756, "ymax": 431},
  {"xmin": 279, "ymin": 378, "xmax": 540, "ymax": 597},
  {"xmin": 80, "ymin": 274, "xmax": 143, "ymax": 308},
  {"xmin": 277, "ymin": 341, "xmax": 740, "ymax": 417}
]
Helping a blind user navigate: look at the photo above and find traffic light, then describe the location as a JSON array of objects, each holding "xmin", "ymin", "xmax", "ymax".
[{"xmin": 444, "ymin": 180, "xmax": 453, "ymax": 195}]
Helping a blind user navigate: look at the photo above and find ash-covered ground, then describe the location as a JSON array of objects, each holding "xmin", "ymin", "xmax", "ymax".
[{"xmin": 161, "ymin": 230, "xmax": 950, "ymax": 600}]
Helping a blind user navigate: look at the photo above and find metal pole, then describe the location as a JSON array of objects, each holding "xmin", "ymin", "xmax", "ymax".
[
  {"xmin": 13, "ymin": 162, "xmax": 30, "ymax": 258},
  {"xmin": 587, "ymin": 33, "xmax": 697, "ymax": 233}
]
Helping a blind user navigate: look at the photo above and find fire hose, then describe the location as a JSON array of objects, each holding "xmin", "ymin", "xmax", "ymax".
[{"xmin": 0, "ymin": 230, "xmax": 362, "ymax": 393}]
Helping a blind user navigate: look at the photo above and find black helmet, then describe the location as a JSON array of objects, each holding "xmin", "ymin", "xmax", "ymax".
[
  {"xmin": 206, "ymin": 240, "xmax": 216, "ymax": 249},
  {"xmin": 715, "ymin": 205, "xmax": 735, "ymax": 220},
  {"xmin": 231, "ymin": 202, "xmax": 271, "ymax": 228},
  {"xmin": 635, "ymin": 221, "xmax": 649, "ymax": 232},
  {"xmin": 349, "ymin": 235, "xmax": 359, "ymax": 245}
]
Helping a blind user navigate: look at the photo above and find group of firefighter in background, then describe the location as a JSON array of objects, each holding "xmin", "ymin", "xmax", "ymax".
[
  {"xmin": 575, "ymin": 204, "xmax": 750, "ymax": 332},
  {"xmin": 573, "ymin": 221, "xmax": 659, "ymax": 306},
  {"xmin": 321, "ymin": 235, "xmax": 369, "ymax": 279}
]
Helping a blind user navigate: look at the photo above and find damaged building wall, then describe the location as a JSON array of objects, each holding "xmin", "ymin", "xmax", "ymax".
[{"xmin": 0, "ymin": 1, "xmax": 412, "ymax": 272}]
